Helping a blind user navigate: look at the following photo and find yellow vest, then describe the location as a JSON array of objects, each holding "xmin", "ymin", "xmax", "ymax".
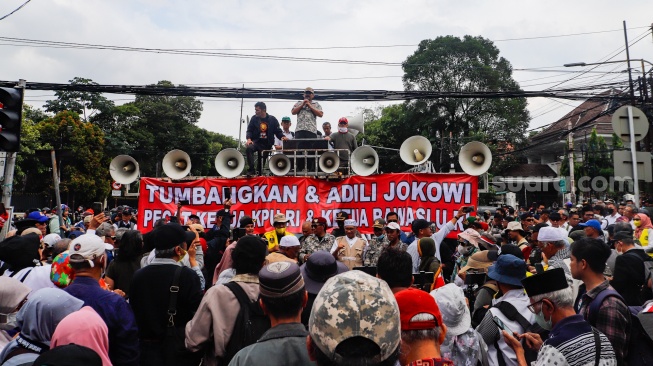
[{"xmin": 263, "ymin": 230, "xmax": 295, "ymax": 252}]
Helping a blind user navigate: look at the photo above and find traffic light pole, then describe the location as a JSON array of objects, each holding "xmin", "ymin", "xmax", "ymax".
[{"xmin": 1, "ymin": 79, "xmax": 25, "ymax": 211}]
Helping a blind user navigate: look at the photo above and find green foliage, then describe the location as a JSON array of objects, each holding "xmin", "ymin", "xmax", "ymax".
[
  {"xmin": 584, "ymin": 128, "xmax": 612, "ymax": 179},
  {"xmin": 35, "ymin": 111, "xmax": 110, "ymax": 204},
  {"xmin": 362, "ymin": 35, "xmax": 530, "ymax": 173},
  {"xmin": 13, "ymin": 105, "xmax": 49, "ymax": 191},
  {"xmin": 402, "ymin": 35, "xmax": 530, "ymax": 145},
  {"xmin": 44, "ymin": 77, "xmax": 115, "ymax": 121}
]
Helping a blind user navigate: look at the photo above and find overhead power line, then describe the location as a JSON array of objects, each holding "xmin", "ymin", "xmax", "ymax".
[
  {"xmin": 1, "ymin": 79, "xmax": 632, "ymax": 102},
  {"xmin": 0, "ymin": 0, "xmax": 31, "ymax": 21}
]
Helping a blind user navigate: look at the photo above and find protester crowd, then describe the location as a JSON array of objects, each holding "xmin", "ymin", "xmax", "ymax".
[{"xmin": 1, "ymin": 196, "xmax": 653, "ymax": 366}]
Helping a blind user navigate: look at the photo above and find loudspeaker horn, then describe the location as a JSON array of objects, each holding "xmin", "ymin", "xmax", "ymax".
[
  {"xmin": 351, "ymin": 146, "xmax": 379, "ymax": 176},
  {"xmin": 162, "ymin": 149, "xmax": 192, "ymax": 179},
  {"xmin": 109, "ymin": 155, "xmax": 140, "ymax": 184},
  {"xmin": 269, "ymin": 154, "xmax": 292, "ymax": 176},
  {"xmin": 400, "ymin": 136, "xmax": 432, "ymax": 165},
  {"xmin": 215, "ymin": 148, "xmax": 245, "ymax": 178},
  {"xmin": 319, "ymin": 151, "xmax": 340, "ymax": 174},
  {"xmin": 459, "ymin": 141, "xmax": 492, "ymax": 176},
  {"xmin": 343, "ymin": 112, "xmax": 364, "ymax": 136}
]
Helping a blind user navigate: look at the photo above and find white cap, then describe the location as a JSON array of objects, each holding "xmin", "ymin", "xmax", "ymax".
[
  {"xmin": 386, "ymin": 222, "xmax": 401, "ymax": 231},
  {"xmin": 343, "ymin": 219, "xmax": 357, "ymax": 227},
  {"xmin": 279, "ymin": 235, "xmax": 301, "ymax": 248},
  {"xmin": 42, "ymin": 233, "xmax": 62, "ymax": 248},
  {"xmin": 538, "ymin": 227, "xmax": 568, "ymax": 242},
  {"xmin": 68, "ymin": 234, "xmax": 106, "ymax": 267}
]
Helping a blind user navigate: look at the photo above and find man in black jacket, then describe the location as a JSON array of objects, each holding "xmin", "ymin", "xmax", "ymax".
[
  {"xmin": 245, "ymin": 102, "xmax": 286, "ymax": 176},
  {"xmin": 611, "ymin": 231, "xmax": 653, "ymax": 305}
]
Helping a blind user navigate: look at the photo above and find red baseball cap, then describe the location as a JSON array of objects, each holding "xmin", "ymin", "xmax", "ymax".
[{"xmin": 394, "ymin": 288, "xmax": 442, "ymax": 331}]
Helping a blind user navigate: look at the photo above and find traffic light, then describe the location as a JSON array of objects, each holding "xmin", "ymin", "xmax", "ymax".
[{"xmin": 0, "ymin": 87, "xmax": 23, "ymax": 152}]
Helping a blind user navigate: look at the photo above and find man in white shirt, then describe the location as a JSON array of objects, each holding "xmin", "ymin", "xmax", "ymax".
[
  {"xmin": 273, "ymin": 116, "xmax": 295, "ymax": 151},
  {"xmin": 603, "ymin": 202, "xmax": 621, "ymax": 228},
  {"xmin": 330, "ymin": 219, "xmax": 367, "ymax": 270}
]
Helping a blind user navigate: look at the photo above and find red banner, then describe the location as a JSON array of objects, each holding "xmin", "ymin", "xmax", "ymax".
[{"xmin": 137, "ymin": 173, "xmax": 477, "ymax": 237}]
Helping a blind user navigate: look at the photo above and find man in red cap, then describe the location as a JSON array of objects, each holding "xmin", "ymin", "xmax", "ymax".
[
  {"xmin": 395, "ymin": 288, "xmax": 454, "ymax": 365},
  {"xmin": 324, "ymin": 117, "xmax": 357, "ymax": 168}
]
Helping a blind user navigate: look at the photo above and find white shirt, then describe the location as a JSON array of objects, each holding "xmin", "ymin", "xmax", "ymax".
[
  {"xmin": 604, "ymin": 213, "xmax": 621, "ymax": 227},
  {"xmin": 273, "ymin": 130, "xmax": 294, "ymax": 150},
  {"xmin": 486, "ymin": 289, "xmax": 535, "ymax": 366},
  {"xmin": 406, "ymin": 221, "xmax": 456, "ymax": 273}
]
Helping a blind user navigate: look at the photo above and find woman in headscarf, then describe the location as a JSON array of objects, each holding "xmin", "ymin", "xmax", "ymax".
[
  {"xmin": 50, "ymin": 307, "xmax": 111, "ymax": 366},
  {"xmin": 418, "ymin": 237, "xmax": 440, "ymax": 274},
  {"xmin": 0, "ymin": 288, "xmax": 83, "ymax": 366},
  {"xmin": 633, "ymin": 213, "xmax": 653, "ymax": 255}
]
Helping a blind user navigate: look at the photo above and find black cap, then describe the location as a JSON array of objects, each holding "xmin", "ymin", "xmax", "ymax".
[
  {"xmin": 411, "ymin": 219, "xmax": 431, "ymax": 234},
  {"xmin": 233, "ymin": 235, "xmax": 267, "ymax": 266},
  {"xmin": 522, "ymin": 267, "xmax": 568, "ymax": 297},
  {"xmin": 335, "ymin": 211, "xmax": 349, "ymax": 221},
  {"xmin": 529, "ymin": 223, "xmax": 549, "ymax": 233},
  {"xmin": 487, "ymin": 244, "xmax": 524, "ymax": 260},
  {"xmin": 0, "ymin": 235, "xmax": 40, "ymax": 271},
  {"xmin": 188, "ymin": 214, "xmax": 200, "ymax": 220},
  {"xmin": 259, "ymin": 262, "xmax": 305, "ymax": 298},
  {"xmin": 549, "ymin": 212, "xmax": 561, "ymax": 221},
  {"xmin": 239, "ymin": 215, "xmax": 254, "ymax": 228},
  {"xmin": 519, "ymin": 213, "xmax": 533, "ymax": 220},
  {"xmin": 151, "ymin": 223, "xmax": 186, "ymax": 250}
]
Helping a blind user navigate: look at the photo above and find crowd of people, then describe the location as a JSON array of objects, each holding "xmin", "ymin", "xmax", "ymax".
[{"xmin": 2, "ymin": 195, "xmax": 653, "ymax": 365}]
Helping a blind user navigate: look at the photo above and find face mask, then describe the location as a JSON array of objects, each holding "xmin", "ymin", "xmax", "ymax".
[
  {"xmin": 634, "ymin": 220, "xmax": 642, "ymax": 227},
  {"xmin": 457, "ymin": 245, "xmax": 473, "ymax": 256},
  {"xmin": 615, "ymin": 243, "xmax": 623, "ymax": 255},
  {"xmin": 376, "ymin": 234, "xmax": 385, "ymax": 241},
  {"xmin": 338, "ymin": 127, "xmax": 348, "ymax": 133},
  {"xmin": 534, "ymin": 308, "xmax": 552, "ymax": 330},
  {"xmin": 275, "ymin": 227, "xmax": 286, "ymax": 236},
  {"xmin": 606, "ymin": 209, "xmax": 614, "ymax": 215}
]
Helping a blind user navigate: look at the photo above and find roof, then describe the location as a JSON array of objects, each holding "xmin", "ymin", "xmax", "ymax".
[
  {"xmin": 530, "ymin": 89, "xmax": 625, "ymax": 144},
  {"xmin": 501, "ymin": 164, "xmax": 557, "ymax": 177}
]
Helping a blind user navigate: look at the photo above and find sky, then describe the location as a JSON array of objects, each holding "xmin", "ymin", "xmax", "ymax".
[{"xmin": 1, "ymin": 0, "xmax": 652, "ymax": 145}]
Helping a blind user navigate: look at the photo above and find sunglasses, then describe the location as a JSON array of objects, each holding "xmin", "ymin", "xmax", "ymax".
[
  {"xmin": 634, "ymin": 218, "xmax": 641, "ymax": 221},
  {"xmin": 304, "ymin": 91, "xmax": 313, "ymax": 95},
  {"xmin": 525, "ymin": 218, "xmax": 535, "ymax": 222},
  {"xmin": 338, "ymin": 122, "xmax": 347, "ymax": 126}
]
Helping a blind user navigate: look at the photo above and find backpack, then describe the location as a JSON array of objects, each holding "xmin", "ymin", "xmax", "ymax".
[
  {"xmin": 640, "ymin": 257, "xmax": 653, "ymax": 303},
  {"xmin": 471, "ymin": 282, "xmax": 499, "ymax": 328},
  {"xmin": 493, "ymin": 301, "xmax": 549, "ymax": 366},
  {"xmin": 587, "ymin": 289, "xmax": 653, "ymax": 366},
  {"xmin": 222, "ymin": 281, "xmax": 271, "ymax": 364}
]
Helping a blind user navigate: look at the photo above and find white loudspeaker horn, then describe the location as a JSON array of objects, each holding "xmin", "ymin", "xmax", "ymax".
[
  {"xmin": 319, "ymin": 151, "xmax": 340, "ymax": 174},
  {"xmin": 344, "ymin": 112, "xmax": 364, "ymax": 136},
  {"xmin": 459, "ymin": 141, "xmax": 492, "ymax": 176},
  {"xmin": 109, "ymin": 155, "xmax": 140, "ymax": 184},
  {"xmin": 269, "ymin": 154, "xmax": 291, "ymax": 176},
  {"xmin": 215, "ymin": 148, "xmax": 245, "ymax": 178},
  {"xmin": 400, "ymin": 136, "xmax": 432, "ymax": 165},
  {"xmin": 351, "ymin": 146, "xmax": 379, "ymax": 176},
  {"xmin": 162, "ymin": 149, "xmax": 192, "ymax": 179}
]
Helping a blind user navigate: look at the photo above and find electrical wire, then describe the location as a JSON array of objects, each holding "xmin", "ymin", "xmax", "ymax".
[{"xmin": 0, "ymin": 0, "xmax": 31, "ymax": 21}]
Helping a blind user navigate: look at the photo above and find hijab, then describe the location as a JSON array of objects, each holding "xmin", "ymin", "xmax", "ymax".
[
  {"xmin": 0, "ymin": 288, "xmax": 84, "ymax": 363},
  {"xmin": 51, "ymin": 307, "xmax": 111, "ymax": 366},
  {"xmin": 32, "ymin": 344, "xmax": 102, "ymax": 366},
  {"xmin": 634, "ymin": 213, "xmax": 653, "ymax": 238},
  {"xmin": 418, "ymin": 238, "xmax": 437, "ymax": 272}
]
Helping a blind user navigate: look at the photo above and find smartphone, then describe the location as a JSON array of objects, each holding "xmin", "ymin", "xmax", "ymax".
[
  {"xmin": 223, "ymin": 187, "xmax": 231, "ymax": 201},
  {"xmin": 92, "ymin": 202, "xmax": 103, "ymax": 215},
  {"xmin": 462, "ymin": 206, "xmax": 475, "ymax": 214},
  {"xmin": 493, "ymin": 316, "xmax": 514, "ymax": 334},
  {"xmin": 179, "ymin": 200, "xmax": 190, "ymax": 205},
  {"xmin": 535, "ymin": 263, "xmax": 544, "ymax": 274}
]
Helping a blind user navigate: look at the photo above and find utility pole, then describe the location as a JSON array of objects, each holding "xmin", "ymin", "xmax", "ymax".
[
  {"xmin": 50, "ymin": 150, "xmax": 63, "ymax": 236},
  {"xmin": 623, "ymin": 21, "xmax": 636, "ymax": 103},
  {"xmin": 238, "ymin": 84, "xmax": 244, "ymax": 150},
  {"xmin": 567, "ymin": 117, "xmax": 577, "ymax": 204}
]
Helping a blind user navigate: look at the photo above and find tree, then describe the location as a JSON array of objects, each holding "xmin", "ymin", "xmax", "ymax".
[
  {"xmin": 401, "ymin": 35, "xmax": 530, "ymax": 172},
  {"xmin": 13, "ymin": 105, "xmax": 49, "ymax": 192},
  {"xmin": 36, "ymin": 111, "xmax": 110, "ymax": 205},
  {"xmin": 44, "ymin": 77, "xmax": 115, "ymax": 122}
]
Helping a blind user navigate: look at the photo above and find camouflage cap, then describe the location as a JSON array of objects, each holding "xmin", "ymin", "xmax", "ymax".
[{"xmin": 308, "ymin": 271, "xmax": 400, "ymax": 363}]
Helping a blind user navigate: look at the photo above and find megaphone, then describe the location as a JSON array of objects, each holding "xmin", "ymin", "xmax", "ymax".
[
  {"xmin": 109, "ymin": 155, "xmax": 140, "ymax": 184},
  {"xmin": 343, "ymin": 112, "xmax": 364, "ymax": 136},
  {"xmin": 459, "ymin": 141, "xmax": 492, "ymax": 176},
  {"xmin": 215, "ymin": 148, "xmax": 245, "ymax": 178},
  {"xmin": 269, "ymin": 154, "xmax": 291, "ymax": 176},
  {"xmin": 400, "ymin": 136, "xmax": 432, "ymax": 165},
  {"xmin": 351, "ymin": 146, "xmax": 379, "ymax": 176},
  {"xmin": 162, "ymin": 149, "xmax": 192, "ymax": 179},
  {"xmin": 319, "ymin": 151, "xmax": 340, "ymax": 174}
]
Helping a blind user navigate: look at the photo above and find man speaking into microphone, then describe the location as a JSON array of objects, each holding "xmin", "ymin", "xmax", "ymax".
[{"xmin": 291, "ymin": 87, "xmax": 323, "ymax": 171}]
